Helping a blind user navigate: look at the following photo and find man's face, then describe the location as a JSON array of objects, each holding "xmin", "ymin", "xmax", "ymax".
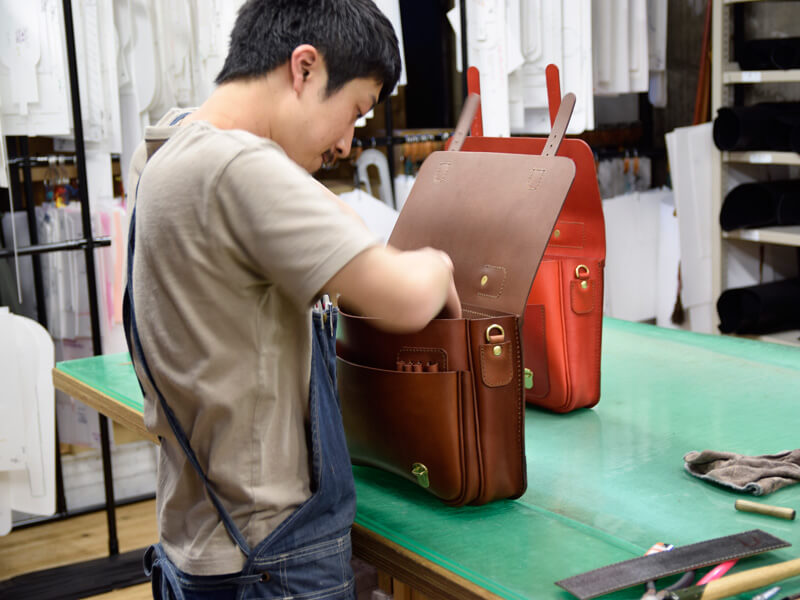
[{"xmin": 282, "ymin": 71, "xmax": 382, "ymax": 173}]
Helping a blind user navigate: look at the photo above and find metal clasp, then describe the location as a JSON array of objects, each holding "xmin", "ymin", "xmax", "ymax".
[
  {"xmin": 411, "ymin": 463, "xmax": 430, "ymax": 488},
  {"xmin": 524, "ymin": 368, "xmax": 534, "ymax": 390},
  {"xmin": 486, "ymin": 323, "xmax": 505, "ymax": 343},
  {"xmin": 575, "ymin": 264, "xmax": 590, "ymax": 279},
  {"xmin": 575, "ymin": 264, "xmax": 590, "ymax": 289}
]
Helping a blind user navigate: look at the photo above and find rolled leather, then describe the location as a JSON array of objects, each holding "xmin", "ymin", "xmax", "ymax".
[
  {"xmin": 738, "ymin": 38, "xmax": 800, "ymax": 71},
  {"xmin": 717, "ymin": 278, "xmax": 800, "ymax": 334},
  {"xmin": 720, "ymin": 180, "xmax": 800, "ymax": 231},
  {"xmin": 713, "ymin": 103, "xmax": 800, "ymax": 152}
]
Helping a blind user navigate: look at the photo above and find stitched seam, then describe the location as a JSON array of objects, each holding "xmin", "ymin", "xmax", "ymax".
[
  {"xmin": 529, "ymin": 305, "xmax": 549, "ymax": 399},
  {"xmin": 456, "ymin": 370, "xmax": 468, "ymax": 505},
  {"xmin": 477, "ymin": 264, "xmax": 507, "ymax": 299},
  {"xmin": 463, "ymin": 307, "xmax": 492, "ymax": 318},
  {"xmin": 281, "ymin": 558, "xmax": 290, "ymax": 596},
  {"xmin": 549, "ymin": 221, "xmax": 585, "ymax": 249},
  {"xmin": 253, "ymin": 536, "xmax": 346, "ymax": 566},
  {"xmin": 513, "ymin": 323, "xmax": 524, "ymax": 490},
  {"xmin": 571, "ymin": 280, "xmax": 594, "ymax": 314},
  {"xmin": 591, "ymin": 269, "xmax": 603, "ymax": 401},
  {"xmin": 396, "ymin": 347, "xmax": 448, "ymax": 371},
  {"xmin": 464, "ymin": 323, "xmax": 484, "ymax": 504},
  {"xmin": 282, "ymin": 577, "xmax": 354, "ymax": 600}
]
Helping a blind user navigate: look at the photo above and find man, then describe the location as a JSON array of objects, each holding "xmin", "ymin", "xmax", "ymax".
[{"xmin": 125, "ymin": 1, "xmax": 460, "ymax": 598}]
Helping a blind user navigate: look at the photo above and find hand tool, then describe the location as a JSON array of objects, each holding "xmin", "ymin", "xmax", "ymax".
[
  {"xmin": 556, "ymin": 530, "xmax": 789, "ymax": 600},
  {"xmin": 659, "ymin": 557, "xmax": 800, "ymax": 600}
]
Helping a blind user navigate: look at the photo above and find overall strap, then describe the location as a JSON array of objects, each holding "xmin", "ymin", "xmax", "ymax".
[{"xmin": 123, "ymin": 121, "xmax": 252, "ymax": 557}]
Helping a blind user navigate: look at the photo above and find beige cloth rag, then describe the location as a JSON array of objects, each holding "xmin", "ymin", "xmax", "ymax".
[{"xmin": 684, "ymin": 449, "xmax": 800, "ymax": 496}]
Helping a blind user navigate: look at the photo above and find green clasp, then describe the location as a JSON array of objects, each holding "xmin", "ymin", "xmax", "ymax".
[
  {"xmin": 524, "ymin": 368, "xmax": 534, "ymax": 390},
  {"xmin": 411, "ymin": 463, "xmax": 430, "ymax": 488}
]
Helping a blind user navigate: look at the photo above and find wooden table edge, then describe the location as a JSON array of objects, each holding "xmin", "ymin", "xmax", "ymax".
[
  {"xmin": 52, "ymin": 368, "xmax": 159, "ymax": 444},
  {"xmin": 352, "ymin": 523, "xmax": 503, "ymax": 600}
]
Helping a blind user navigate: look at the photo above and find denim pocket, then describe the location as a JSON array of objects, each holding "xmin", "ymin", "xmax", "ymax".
[{"xmin": 243, "ymin": 535, "xmax": 354, "ymax": 600}]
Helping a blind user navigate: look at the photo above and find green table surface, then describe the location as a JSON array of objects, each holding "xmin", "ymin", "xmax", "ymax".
[{"xmin": 56, "ymin": 319, "xmax": 800, "ymax": 599}]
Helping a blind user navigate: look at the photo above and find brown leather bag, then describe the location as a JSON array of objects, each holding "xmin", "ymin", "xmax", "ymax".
[{"xmin": 336, "ymin": 93, "xmax": 577, "ymax": 506}]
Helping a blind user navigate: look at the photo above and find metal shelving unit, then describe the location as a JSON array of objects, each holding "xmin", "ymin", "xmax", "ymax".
[{"xmin": 710, "ymin": 0, "xmax": 800, "ymax": 347}]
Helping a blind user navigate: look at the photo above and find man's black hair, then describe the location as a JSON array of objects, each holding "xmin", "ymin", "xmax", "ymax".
[{"xmin": 216, "ymin": 0, "xmax": 401, "ymax": 104}]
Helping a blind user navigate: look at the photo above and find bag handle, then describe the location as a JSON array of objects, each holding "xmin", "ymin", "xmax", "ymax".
[
  {"xmin": 448, "ymin": 93, "xmax": 481, "ymax": 152},
  {"xmin": 449, "ymin": 91, "xmax": 574, "ymax": 158},
  {"xmin": 541, "ymin": 92, "xmax": 575, "ymax": 157}
]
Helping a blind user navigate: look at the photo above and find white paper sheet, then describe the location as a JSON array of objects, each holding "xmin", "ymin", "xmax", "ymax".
[
  {"xmin": 130, "ymin": 0, "xmax": 159, "ymax": 120},
  {"xmin": 655, "ymin": 188, "xmax": 680, "ymax": 329},
  {"xmin": 0, "ymin": 472, "xmax": 11, "ymax": 536},
  {"xmin": 602, "ymin": 191, "xmax": 660, "ymax": 322},
  {"xmin": 192, "ymin": 0, "xmax": 246, "ymax": 104},
  {"xmin": 338, "ymin": 189, "xmax": 399, "ymax": 245},
  {"xmin": 512, "ymin": 0, "xmax": 593, "ymax": 134},
  {"xmin": 647, "ymin": 0, "xmax": 667, "ymax": 106},
  {"xmin": 0, "ymin": 94, "xmax": 7, "ymax": 189},
  {"xmin": 0, "ymin": 0, "xmax": 71, "ymax": 136},
  {"xmin": 0, "ymin": 3, "xmax": 41, "ymax": 116},
  {"xmin": 448, "ymin": 0, "xmax": 511, "ymax": 136},
  {"xmin": 9, "ymin": 316, "xmax": 56, "ymax": 517},
  {"xmin": 628, "ymin": 0, "xmax": 649, "ymax": 93},
  {"xmin": 0, "ymin": 311, "xmax": 27, "ymax": 472},
  {"xmin": 373, "ymin": 0, "xmax": 408, "ymax": 92},
  {"xmin": 666, "ymin": 123, "xmax": 716, "ymax": 333},
  {"xmin": 355, "ymin": 149, "xmax": 393, "ymax": 207}
]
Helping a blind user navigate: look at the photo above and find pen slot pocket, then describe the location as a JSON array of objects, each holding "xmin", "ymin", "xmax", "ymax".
[{"xmin": 336, "ymin": 357, "xmax": 475, "ymax": 505}]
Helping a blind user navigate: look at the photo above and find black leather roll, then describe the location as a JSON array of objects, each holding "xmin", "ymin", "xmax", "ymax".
[
  {"xmin": 717, "ymin": 278, "xmax": 800, "ymax": 334},
  {"xmin": 720, "ymin": 180, "xmax": 800, "ymax": 231},
  {"xmin": 713, "ymin": 103, "xmax": 800, "ymax": 151},
  {"xmin": 739, "ymin": 38, "xmax": 800, "ymax": 71}
]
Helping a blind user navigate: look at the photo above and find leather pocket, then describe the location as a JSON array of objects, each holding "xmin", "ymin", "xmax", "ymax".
[{"xmin": 336, "ymin": 357, "xmax": 474, "ymax": 504}]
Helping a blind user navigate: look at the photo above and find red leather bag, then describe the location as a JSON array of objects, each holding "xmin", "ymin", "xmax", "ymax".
[{"xmin": 462, "ymin": 66, "xmax": 605, "ymax": 413}]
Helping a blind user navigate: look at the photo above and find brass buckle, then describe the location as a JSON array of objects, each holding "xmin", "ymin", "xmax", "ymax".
[
  {"xmin": 575, "ymin": 264, "xmax": 590, "ymax": 279},
  {"xmin": 486, "ymin": 324, "xmax": 505, "ymax": 343}
]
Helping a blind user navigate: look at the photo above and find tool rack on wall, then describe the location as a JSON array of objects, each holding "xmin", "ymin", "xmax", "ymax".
[{"xmin": 1, "ymin": 0, "xmax": 124, "ymax": 564}]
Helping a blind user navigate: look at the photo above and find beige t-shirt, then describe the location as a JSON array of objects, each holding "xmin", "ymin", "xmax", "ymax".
[{"xmin": 130, "ymin": 112, "xmax": 378, "ymax": 575}]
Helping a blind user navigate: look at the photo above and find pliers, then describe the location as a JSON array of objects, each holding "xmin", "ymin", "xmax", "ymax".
[{"xmin": 640, "ymin": 571, "xmax": 696, "ymax": 600}]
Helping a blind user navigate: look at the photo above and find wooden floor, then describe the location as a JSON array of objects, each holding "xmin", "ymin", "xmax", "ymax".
[
  {"xmin": 0, "ymin": 499, "xmax": 425, "ymax": 600},
  {"xmin": 0, "ymin": 499, "xmax": 158, "ymax": 599}
]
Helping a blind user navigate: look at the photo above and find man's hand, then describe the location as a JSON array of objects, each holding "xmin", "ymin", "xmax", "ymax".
[
  {"xmin": 323, "ymin": 245, "xmax": 461, "ymax": 333},
  {"xmin": 434, "ymin": 251, "xmax": 461, "ymax": 320}
]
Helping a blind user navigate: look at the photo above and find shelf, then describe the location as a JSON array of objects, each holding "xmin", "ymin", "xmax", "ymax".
[
  {"xmin": 723, "ymin": 151, "xmax": 800, "ymax": 165},
  {"xmin": 724, "ymin": 69, "xmax": 800, "ymax": 84},
  {"xmin": 739, "ymin": 329, "xmax": 800, "ymax": 348},
  {"xmin": 723, "ymin": 226, "xmax": 800, "ymax": 247}
]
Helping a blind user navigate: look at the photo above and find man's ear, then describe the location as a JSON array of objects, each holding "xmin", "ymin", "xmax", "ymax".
[{"xmin": 290, "ymin": 44, "xmax": 321, "ymax": 94}]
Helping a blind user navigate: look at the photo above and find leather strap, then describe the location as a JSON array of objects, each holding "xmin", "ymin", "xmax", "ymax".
[
  {"xmin": 541, "ymin": 92, "xmax": 575, "ymax": 158},
  {"xmin": 449, "ymin": 94, "xmax": 481, "ymax": 152},
  {"xmin": 555, "ymin": 529, "xmax": 790, "ymax": 600}
]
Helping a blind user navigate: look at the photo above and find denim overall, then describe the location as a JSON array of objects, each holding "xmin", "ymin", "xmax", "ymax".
[{"xmin": 123, "ymin": 118, "xmax": 357, "ymax": 599}]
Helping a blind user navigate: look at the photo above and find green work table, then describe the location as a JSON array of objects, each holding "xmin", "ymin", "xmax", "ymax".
[{"xmin": 53, "ymin": 319, "xmax": 800, "ymax": 599}]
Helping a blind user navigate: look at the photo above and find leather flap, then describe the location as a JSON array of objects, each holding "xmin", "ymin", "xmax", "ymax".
[
  {"xmin": 460, "ymin": 136, "xmax": 606, "ymax": 262},
  {"xmin": 389, "ymin": 151, "xmax": 575, "ymax": 317}
]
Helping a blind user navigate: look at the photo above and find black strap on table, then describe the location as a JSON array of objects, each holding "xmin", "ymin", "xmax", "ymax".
[{"xmin": 555, "ymin": 529, "xmax": 790, "ymax": 600}]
